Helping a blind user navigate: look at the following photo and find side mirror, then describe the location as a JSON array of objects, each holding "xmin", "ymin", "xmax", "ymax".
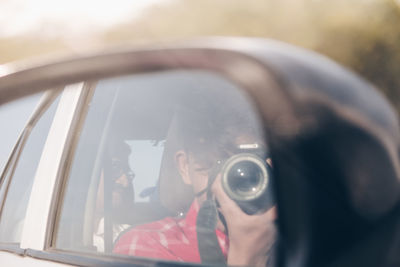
[{"xmin": 0, "ymin": 38, "xmax": 399, "ymax": 267}]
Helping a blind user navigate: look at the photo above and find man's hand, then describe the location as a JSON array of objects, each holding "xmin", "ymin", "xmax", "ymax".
[{"xmin": 212, "ymin": 175, "xmax": 277, "ymax": 267}]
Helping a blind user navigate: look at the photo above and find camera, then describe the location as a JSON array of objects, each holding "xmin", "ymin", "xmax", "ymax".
[{"xmin": 219, "ymin": 149, "xmax": 274, "ymax": 215}]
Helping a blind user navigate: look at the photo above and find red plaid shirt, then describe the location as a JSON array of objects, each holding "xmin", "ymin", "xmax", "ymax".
[{"xmin": 113, "ymin": 200, "xmax": 229, "ymax": 263}]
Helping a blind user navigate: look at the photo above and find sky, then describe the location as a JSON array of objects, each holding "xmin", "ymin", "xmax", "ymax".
[{"xmin": 0, "ymin": 0, "xmax": 168, "ymax": 38}]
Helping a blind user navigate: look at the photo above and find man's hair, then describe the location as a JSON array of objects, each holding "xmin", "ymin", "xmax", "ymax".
[
  {"xmin": 105, "ymin": 139, "xmax": 132, "ymax": 172},
  {"xmin": 107, "ymin": 139, "xmax": 131, "ymax": 159},
  {"xmin": 175, "ymin": 87, "xmax": 264, "ymax": 165}
]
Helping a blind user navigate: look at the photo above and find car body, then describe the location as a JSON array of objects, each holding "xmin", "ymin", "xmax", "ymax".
[{"xmin": 0, "ymin": 37, "xmax": 399, "ymax": 267}]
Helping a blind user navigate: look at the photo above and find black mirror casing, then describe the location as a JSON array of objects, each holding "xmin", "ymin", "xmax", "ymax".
[{"xmin": 0, "ymin": 37, "xmax": 399, "ymax": 267}]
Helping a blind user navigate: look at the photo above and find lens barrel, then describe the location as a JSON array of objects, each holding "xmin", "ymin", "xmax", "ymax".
[{"xmin": 221, "ymin": 153, "xmax": 274, "ymax": 214}]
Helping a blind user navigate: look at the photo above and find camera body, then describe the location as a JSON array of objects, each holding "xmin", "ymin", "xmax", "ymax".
[{"xmin": 219, "ymin": 148, "xmax": 274, "ymax": 215}]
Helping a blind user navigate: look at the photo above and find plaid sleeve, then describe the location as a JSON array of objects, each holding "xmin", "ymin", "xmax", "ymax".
[{"xmin": 112, "ymin": 202, "xmax": 226, "ymax": 263}]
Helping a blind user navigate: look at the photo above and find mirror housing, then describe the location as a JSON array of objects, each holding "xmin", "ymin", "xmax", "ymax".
[{"xmin": 0, "ymin": 37, "xmax": 399, "ymax": 267}]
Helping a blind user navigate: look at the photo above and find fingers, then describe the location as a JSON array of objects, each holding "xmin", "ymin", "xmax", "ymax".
[
  {"xmin": 211, "ymin": 174, "xmax": 277, "ymax": 221},
  {"xmin": 211, "ymin": 175, "xmax": 246, "ymax": 218},
  {"xmin": 263, "ymin": 206, "xmax": 278, "ymax": 221}
]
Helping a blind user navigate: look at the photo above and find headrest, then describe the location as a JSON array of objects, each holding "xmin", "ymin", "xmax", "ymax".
[{"xmin": 158, "ymin": 115, "xmax": 194, "ymax": 214}]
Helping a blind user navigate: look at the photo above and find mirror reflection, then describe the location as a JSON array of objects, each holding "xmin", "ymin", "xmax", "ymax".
[{"xmin": 56, "ymin": 70, "xmax": 277, "ymax": 266}]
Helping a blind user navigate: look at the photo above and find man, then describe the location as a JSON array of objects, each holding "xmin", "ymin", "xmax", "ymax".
[
  {"xmin": 114, "ymin": 90, "xmax": 277, "ymax": 266},
  {"xmin": 94, "ymin": 141, "xmax": 135, "ymax": 252}
]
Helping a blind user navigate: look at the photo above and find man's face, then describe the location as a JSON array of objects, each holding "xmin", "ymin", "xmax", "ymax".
[
  {"xmin": 96, "ymin": 158, "xmax": 135, "ymax": 214},
  {"xmin": 110, "ymin": 157, "xmax": 135, "ymax": 209},
  {"xmin": 177, "ymin": 134, "xmax": 263, "ymax": 206}
]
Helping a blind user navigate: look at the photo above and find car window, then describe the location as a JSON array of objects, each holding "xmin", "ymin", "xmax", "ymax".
[
  {"xmin": 0, "ymin": 93, "xmax": 60, "ymax": 243},
  {"xmin": 54, "ymin": 71, "xmax": 277, "ymax": 266},
  {"xmin": 0, "ymin": 93, "xmax": 43, "ymax": 216}
]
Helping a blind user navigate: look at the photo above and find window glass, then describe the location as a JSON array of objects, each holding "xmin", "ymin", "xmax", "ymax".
[
  {"xmin": 0, "ymin": 93, "xmax": 60, "ymax": 243},
  {"xmin": 127, "ymin": 140, "xmax": 164, "ymax": 203},
  {"xmin": 55, "ymin": 71, "xmax": 276, "ymax": 266},
  {"xmin": 0, "ymin": 93, "xmax": 42, "ymax": 175}
]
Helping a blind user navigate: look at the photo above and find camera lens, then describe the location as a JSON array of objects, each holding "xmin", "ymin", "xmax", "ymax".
[
  {"xmin": 227, "ymin": 161, "xmax": 264, "ymax": 198},
  {"xmin": 221, "ymin": 153, "xmax": 269, "ymax": 202}
]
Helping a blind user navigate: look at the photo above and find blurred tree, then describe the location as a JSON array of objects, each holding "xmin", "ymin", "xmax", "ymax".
[
  {"xmin": 103, "ymin": 0, "xmax": 400, "ymax": 111},
  {"xmin": 0, "ymin": 36, "xmax": 67, "ymax": 63},
  {"xmin": 313, "ymin": 0, "xmax": 400, "ymax": 110}
]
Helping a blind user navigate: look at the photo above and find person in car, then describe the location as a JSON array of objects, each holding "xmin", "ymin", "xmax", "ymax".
[
  {"xmin": 94, "ymin": 141, "xmax": 135, "ymax": 252},
  {"xmin": 113, "ymin": 93, "xmax": 277, "ymax": 266}
]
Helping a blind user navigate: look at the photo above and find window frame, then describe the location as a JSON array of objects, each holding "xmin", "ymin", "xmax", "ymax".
[{"xmin": 47, "ymin": 81, "xmax": 100, "ymax": 250}]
